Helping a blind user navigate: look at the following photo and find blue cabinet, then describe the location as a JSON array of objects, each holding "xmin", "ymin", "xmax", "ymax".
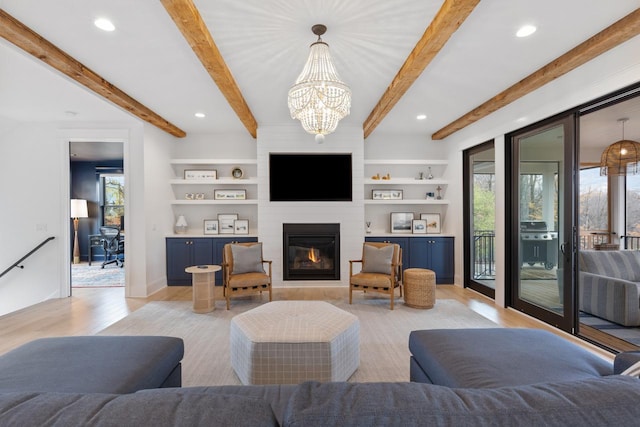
[
  {"xmin": 166, "ymin": 237, "xmax": 257, "ymax": 285},
  {"xmin": 365, "ymin": 236, "xmax": 454, "ymax": 284},
  {"xmin": 408, "ymin": 237, "xmax": 454, "ymax": 284}
]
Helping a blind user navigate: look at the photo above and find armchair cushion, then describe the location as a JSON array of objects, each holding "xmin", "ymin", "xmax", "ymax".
[
  {"xmin": 361, "ymin": 244, "xmax": 394, "ymax": 274},
  {"xmin": 231, "ymin": 243, "xmax": 265, "ymax": 274}
]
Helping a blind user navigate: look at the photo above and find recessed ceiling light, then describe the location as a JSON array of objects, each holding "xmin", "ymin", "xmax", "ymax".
[
  {"xmin": 94, "ymin": 18, "xmax": 115, "ymax": 32},
  {"xmin": 516, "ymin": 25, "xmax": 536, "ymax": 38},
  {"xmin": 195, "ymin": 112, "xmax": 206, "ymax": 118},
  {"xmin": 416, "ymin": 114, "xmax": 427, "ymax": 120}
]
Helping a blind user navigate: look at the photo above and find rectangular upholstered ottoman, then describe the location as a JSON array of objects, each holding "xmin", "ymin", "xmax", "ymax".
[{"xmin": 230, "ymin": 301, "xmax": 360, "ymax": 385}]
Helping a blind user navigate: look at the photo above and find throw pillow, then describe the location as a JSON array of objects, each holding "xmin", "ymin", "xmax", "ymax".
[
  {"xmin": 361, "ymin": 244, "xmax": 394, "ymax": 274},
  {"xmin": 231, "ymin": 243, "xmax": 265, "ymax": 274}
]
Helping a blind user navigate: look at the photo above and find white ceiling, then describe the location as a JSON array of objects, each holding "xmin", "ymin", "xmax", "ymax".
[{"xmin": 0, "ymin": 0, "xmax": 639, "ymax": 153}]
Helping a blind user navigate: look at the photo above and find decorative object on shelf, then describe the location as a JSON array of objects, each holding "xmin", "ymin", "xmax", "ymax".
[
  {"xmin": 366, "ymin": 221, "xmax": 372, "ymax": 233},
  {"xmin": 426, "ymin": 167, "xmax": 434, "ymax": 180},
  {"xmin": 390, "ymin": 212, "xmax": 414, "ymax": 234},
  {"xmin": 287, "ymin": 24, "xmax": 351, "ymax": 144},
  {"xmin": 372, "ymin": 189, "xmax": 403, "ymax": 200},
  {"xmin": 195, "ymin": 193, "xmax": 205, "ymax": 200},
  {"xmin": 214, "ymin": 189, "xmax": 247, "ymax": 200},
  {"xmin": 185, "ymin": 193, "xmax": 194, "ymax": 200},
  {"xmin": 218, "ymin": 213, "xmax": 238, "ymax": 234},
  {"xmin": 381, "ymin": 173, "xmax": 390, "ymax": 180},
  {"xmin": 418, "ymin": 172, "xmax": 424, "ymax": 180},
  {"xmin": 426, "ymin": 192, "xmax": 435, "ymax": 199},
  {"xmin": 371, "ymin": 173, "xmax": 381, "ymax": 180},
  {"xmin": 174, "ymin": 215, "xmax": 188, "ymax": 234},
  {"xmin": 412, "ymin": 219, "xmax": 427, "ymax": 234},
  {"xmin": 436, "ymin": 186, "xmax": 443, "ymax": 200},
  {"xmin": 203, "ymin": 219, "xmax": 219, "ymax": 235},
  {"xmin": 600, "ymin": 118, "xmax": 640, "ymax": 176},
  {"xmin": 184, "ymin": 169, "xmax": 217, "ymax": 180},
  {"xmin": 70, "ymin": 199, "xmax": 88, "ymax": 264},
  {"xmin": 231, "ymin": 167, "xmax": 244, "ymax": 179},
  {"xmin": 420, "ymin": 213, "xmax": 441, "ymax": 234},
  {"xmin": 234, "ymin": 219, "xmax": 249, "ymax": 234}
]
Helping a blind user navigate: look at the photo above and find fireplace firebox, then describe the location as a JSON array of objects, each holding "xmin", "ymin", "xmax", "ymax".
[{"xmin": 283, "ymin": 223, "xmax": 340, "ymax": 280}]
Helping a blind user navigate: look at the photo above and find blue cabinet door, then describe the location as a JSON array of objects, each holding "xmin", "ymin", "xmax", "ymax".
[
  {"xmin": 409, "ymin": 237, "xmax": 454, "ymax": 284},
  {"xmin": 166, "ymin": 238, "xmax": 195, "ymax": 285}
]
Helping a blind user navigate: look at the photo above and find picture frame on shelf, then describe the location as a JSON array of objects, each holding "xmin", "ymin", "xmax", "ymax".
[
  {"xmin": 214, "ymin": 189, "xmax": 247, "ymax": 200},
  {"xmin": 390, "ymin": 212, "xmax": 414, "ymax": 234},
  {"xmin": 184, "ymin": 169, "xmax": 217, "ymax": 180},
  {"xmin": 234, "ymin": 219, "xmax": 249, "ymax": 234},
  {"xmin": 412, "ymin": 219, "xmax": 427, "ymax": 234},
  {"xmin": 420, "ymin": 213, "xmax": 441, "ymax": 233},
  {"xmin": 218, "ymin": 213, "xmax": 238, "ymax": 234},
  {"xmin": 203, "ymin": 219, "xmax": 219, "ymax": 235},
  {"xmin": 372, "ymin": 189, "xmax": 403, "ymax": 200}
]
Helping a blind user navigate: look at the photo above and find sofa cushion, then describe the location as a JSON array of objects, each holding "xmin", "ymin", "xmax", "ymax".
[
  {"xmin": 0, "ymin": 336, "xmax": 184, "ymax": 394},
  {"xmin": 579, "ymin": 250, "xmax": 640, "ymax": 282},
  {"xmin": 408, "ymin": 328, "xmax": 612, "ymax": 388},
  {"xmin": 0, "ymin": 390, "xmax": 278, "ymax": 427},
  {"xmin": 283, "ymin": 377, "xmax": 640, "ymax": 427}
]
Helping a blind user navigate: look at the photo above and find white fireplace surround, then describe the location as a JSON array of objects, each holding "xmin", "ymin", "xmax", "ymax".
[{"xmin": 257, "ymin": 125, "xmax": 364, "ymax": 288}]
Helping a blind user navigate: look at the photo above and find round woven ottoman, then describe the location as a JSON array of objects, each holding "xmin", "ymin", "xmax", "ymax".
[{"xmin": 403, "ymin": 268, "xmax": 436, "ymax": 309}]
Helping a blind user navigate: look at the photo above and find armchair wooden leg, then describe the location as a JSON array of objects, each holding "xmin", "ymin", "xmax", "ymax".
[{"xmin": 349, "ymin": 287, "xmax": 352, "ymax": 304}]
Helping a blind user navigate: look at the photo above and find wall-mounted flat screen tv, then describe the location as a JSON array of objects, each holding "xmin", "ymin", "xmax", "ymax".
[{"xmin": 269, "ymin": 153, "xmax": 352, "ymax": 202}]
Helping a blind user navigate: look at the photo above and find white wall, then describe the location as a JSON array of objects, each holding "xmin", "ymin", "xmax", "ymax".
[{"xmin": 258, "ymin": 125, "xmax": 364, "ymax": 287}]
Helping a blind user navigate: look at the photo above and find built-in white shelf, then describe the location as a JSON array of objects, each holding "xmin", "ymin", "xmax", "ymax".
[
  {"xmin": 364, "ymin": 159, "xmax": 447, "ymax": 165},
  {"xmin": 170, "ymin": 199, "xmax": 258, "ymax": 205},
  {"xmin": 364, "ymin": 199, "xmax": 450, "ymax": 205},
  {"xmin": 170, "ymin": 159, "xmax": 257, "ymax": 165},
  {"xmin": 364, "ymin": 178, "xmax": 448, "ymax": 185},
  {"xmin": 169, "ymin": 178, "xmax": 258, "ymax": 185}
]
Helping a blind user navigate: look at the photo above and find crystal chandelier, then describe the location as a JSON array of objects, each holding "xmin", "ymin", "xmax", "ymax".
[
  {"xmin": 600, "ymin": 118, "xmax": 640, "ymax": 176},
  {"xmin": 288, "ymin": 24, "xmax": 351, "ymax": 143}
]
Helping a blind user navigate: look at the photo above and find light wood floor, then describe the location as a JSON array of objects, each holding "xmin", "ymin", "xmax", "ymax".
[{"xmin": 0, "ymin": 285, "xmax": 614, "ymax": 361}]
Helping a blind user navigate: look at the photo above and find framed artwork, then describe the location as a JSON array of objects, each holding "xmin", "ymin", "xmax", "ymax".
[
  {"xmin": 372, "ymin": 189, "xmax": 403, "ymax": 200},
  {"xmin": 412, "ymin": 219, "xmax": 427, "ymax": 234},
  {"xmin": 234, "ymin": 219, "xmax": 249, "ymax": 234},
  {"xmin": 390, "ymin": 212, "xmax": 414, "ymax": 234},
  {"xmin": 184, "ymin": 169, "xmax": 217, "ymax": 180},
  {"xmin": 203, "ymin": 219, "xmax": 219, "ymax": 235},
  {"xmin": 214, "ymin": 189, "xmax": 247, "ymax": 200},
  {"xmin": 420, "ymin": 213, "xmax": 441, "ymax": 233},
  {"xmin": 218, "ymin": 213, "xmax": 238, "ymax": 234}
]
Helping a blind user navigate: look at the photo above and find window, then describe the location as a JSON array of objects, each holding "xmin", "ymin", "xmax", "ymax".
[
  {"xmin": 579, "ymin": 167, "xmax": 608, "ymax": 249},
  {"xmin": 101, "ymin": 174, "xmax": 124, "ymax": 229},
  {"xmin": 625, "ymin": 174, "xmax": 640, "ymax": 249}
]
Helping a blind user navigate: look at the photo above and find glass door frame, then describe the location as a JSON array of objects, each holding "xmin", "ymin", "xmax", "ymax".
[
  {"xmin": 463, "ymin": 139, "xmax": 496, "ymax": 299},
  {"xmin": 505, "ymin": 113, "xmax": 578, "ymax": 333}
]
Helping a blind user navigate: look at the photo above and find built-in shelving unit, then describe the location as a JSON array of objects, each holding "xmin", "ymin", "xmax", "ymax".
[
  {"xmin": 169, "ymin": 159, "xmax": 258, "ymax": 235},
  {"xmin": 364, "ymin": 159, "xmax": 449, "ymax": 235}
]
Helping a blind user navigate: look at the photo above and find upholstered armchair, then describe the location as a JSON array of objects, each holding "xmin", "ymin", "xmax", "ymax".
[
  {"xmin": 222, "ymin": 242, "xmax": 272, "ymax": 310},
  {"xmin": 349, "ymin": 242, "xmax": 402, "ymax": 310}
]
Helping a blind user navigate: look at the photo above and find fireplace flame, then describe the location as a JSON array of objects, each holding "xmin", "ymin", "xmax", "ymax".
[{"xmin": 308, "ymin": 247, "xmax": 320, "ymax": 263}]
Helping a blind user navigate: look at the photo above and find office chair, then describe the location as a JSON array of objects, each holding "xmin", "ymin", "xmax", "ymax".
[{"xmin": 100, "ymin": 226, "xmax": 124, "ymax": 268}]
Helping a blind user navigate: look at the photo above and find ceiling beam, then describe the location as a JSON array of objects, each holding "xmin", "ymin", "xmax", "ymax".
[
  {"xmin": 432, "ymin": 7, "xmax": 640, "ymax": 140},
  {"xmin": 161, "ymin": 0, "xmax": 257, "ymax": 138},
  {"xmin": 363, "ymin": 0, "xmax": 480, "ymax": 139},
  {"xmin": 0, "ymin": 9, "xmax": 186, "ymax": 138}
]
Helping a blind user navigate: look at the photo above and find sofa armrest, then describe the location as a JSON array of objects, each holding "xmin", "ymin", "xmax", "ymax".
[
  {"xmin": 579, "ymin": 272, "xmax": 640, "ymax": 326},
  {"xmin": 614, "ymin": 351, "xmax": 640, "ymax": 374}
]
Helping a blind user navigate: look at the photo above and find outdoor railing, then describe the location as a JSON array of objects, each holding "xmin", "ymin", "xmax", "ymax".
[
  {"xmin": 473, "ymin": 230, "xmax": 495, "ymax": 280},
  {"xmin": 622, "ymin": 235, "xmax": 640, "ymax": 250}
]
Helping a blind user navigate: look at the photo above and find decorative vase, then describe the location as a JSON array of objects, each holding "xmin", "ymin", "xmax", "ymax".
[
  {"xmin": 366, "ymin": 221, "xmax": 372, "ymax": 233},
  {"xmin": 427, "ymin": 167, "xmax": 434, "ymax": 180},
  {"xmin": 174, "ymin": 215, "xmax": 188, "ymax": 234}
]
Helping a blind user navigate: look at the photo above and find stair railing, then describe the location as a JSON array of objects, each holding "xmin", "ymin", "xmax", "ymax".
[{"xmin": 0, "ymin": 236, "xmax": 56, "ymax": 279}]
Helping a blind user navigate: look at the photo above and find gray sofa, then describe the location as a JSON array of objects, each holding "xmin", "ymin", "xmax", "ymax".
[
  {"xmin": 1, "ymin": 331, "xmax": 640, "ymax": 426},
  {"xmin": 579, "ymin": 250, "xmax": 640, "ymax": 326}
]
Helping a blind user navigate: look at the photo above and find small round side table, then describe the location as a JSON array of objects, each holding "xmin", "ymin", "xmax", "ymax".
[
  {"xmin": 185, "ymin": 265, "xmax": 221, "ymax": 313},
  {"xmin": 403, "ymin": 268, "xmax": 436, "ymax": 309}
]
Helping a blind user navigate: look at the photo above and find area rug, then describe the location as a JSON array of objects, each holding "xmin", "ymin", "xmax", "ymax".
[
  {"xmin": 580, "ymin": 312, "xmax": 640, "ymax": 346},
  {"xmin": 71, "ymin": 262, "xmax": 124, "ymax": 287},
  {"xmin": 97, "ymin": 298, "xmax": 499, "ymax": 386}
]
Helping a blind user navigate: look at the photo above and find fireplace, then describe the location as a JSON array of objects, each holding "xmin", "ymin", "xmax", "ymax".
[{"xmin": 283, "ymin": 223, "xmax": 340, "ymax": 280}]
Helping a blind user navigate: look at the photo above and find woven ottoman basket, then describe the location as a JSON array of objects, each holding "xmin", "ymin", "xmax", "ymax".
[{"xmin": 403, "ymin": 268, "xmax": 436, "ymax": 309}]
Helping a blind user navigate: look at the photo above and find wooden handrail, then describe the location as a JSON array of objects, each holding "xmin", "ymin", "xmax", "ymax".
[{"xmin": 0, "ymin": 237, "xmax": 55, "ymax": 279}]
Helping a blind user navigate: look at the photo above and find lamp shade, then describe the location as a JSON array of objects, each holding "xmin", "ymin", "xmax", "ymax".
[{"xmin": 70, "ymin": 199, "xmax": 88, "ymax": 218}]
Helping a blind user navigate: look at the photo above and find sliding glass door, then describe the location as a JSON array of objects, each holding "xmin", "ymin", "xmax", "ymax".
[
  {"xmin": 507, "ymin": 115, "xmax": 576, "ymax": 332},
  {"xmin": 464, "ymin": 140, "xmax": 496, "ymax": 298}
]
